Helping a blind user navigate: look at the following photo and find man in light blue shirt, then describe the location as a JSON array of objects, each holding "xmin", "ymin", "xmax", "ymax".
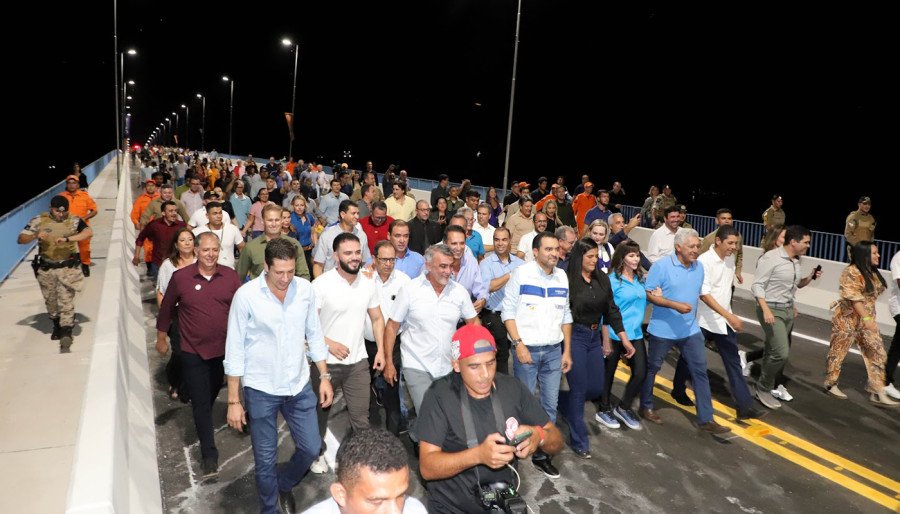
[
  {"xmin": 478, "ymin": 227, "xmax": 524, "ymax": 374},
  {"xmin": 640, "ymin": 228, "xmax": 731, "ymax": 435},
  {"xmin": 317, "ymin": 179, "xmax": 350, "ymax": 226},
  {"xmin": 388, "ymin": 220, "xmax": 424, "ymax": 278},
  {"xmin": 444, "ymin": 225, "xmax": 488, "ymax": 309},
  {"xmin": 224, "ymin": 238, "xmax": 334, "ymax": 514}
]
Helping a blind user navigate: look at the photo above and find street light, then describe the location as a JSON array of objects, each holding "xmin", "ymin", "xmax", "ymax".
[
  {"xmin": 282, "ymin": 38, "xmax": 300, "ymax": 159},
  {"xmin": 181, "ymin": 104, "xmax": 190, "ymax": 149},
  {"xmin": 222, "ymin": 75, "xmax": 234, "ymax": 154},
  {"xmin": 171, "ymin": 111, "xmax": 180, "ymax": 147},
  {"xmin": 196, "ymin": 93, "xmax": 206, "ymax": 151},
  {"xmin": 501, "ymin": 0, "xmax": 523, "ymax": 202},
  {"xmin": 165, "ymin": 117, "xmax": 172, "ymax": 146}
]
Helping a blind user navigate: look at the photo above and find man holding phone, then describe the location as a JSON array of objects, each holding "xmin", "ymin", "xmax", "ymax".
[{"xmin": 417, "ymin": 325, "xmax": 563, "ymax": 514}]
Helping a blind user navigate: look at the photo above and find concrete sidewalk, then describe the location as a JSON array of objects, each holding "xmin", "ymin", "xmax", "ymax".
[{"xmin": 0, "ymin": 161, "xmax": 120, "ymax": 513}]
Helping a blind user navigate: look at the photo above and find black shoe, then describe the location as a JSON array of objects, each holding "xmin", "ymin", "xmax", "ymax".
[
  {"xmin": 533, "ymin": 457, "xmax": 560, "ymax": 478},
  {"xmin": 736, "ymin": 407, "xmax": 768, "ymax": 421},
  {"xmin": 59, "ymin": 326, "xmax": 74, "ymax": 352},
  {"xmin": 51, "ymin": 318, "xmax": 61, "ymax": 340},
  {"xmin": 413, "ymin": 441, "xmax": 419, "ymax": 459},
  {"xmin": 671, "ymin": 390, "xmax": 695, "ymax": 407},
  {"xmin": 278, "ymin": 489, "xmax": 297, "ymax": 514},
  {"xmin": 201, "ymin": 457, "xmax": 218, "ymax": 478},
  {"xmin": 81, "ymin": 264, "xmax": 90, "ymax": 277},
  {"xmin": 372, "ymin": 384, "xmax": 384, "ymax": 407},
  {"xmin": 572, "ymin": 448, "xmax": 591, "ymax": 459}
]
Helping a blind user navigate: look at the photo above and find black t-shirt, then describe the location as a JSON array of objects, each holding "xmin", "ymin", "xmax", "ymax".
[
  {"xmin": 267, "ymin": 188, "xmax": 285, "ymax": 206},
  {"xmin": 417, "ymin": 373, "xmax": 549, "ymax": 514}
]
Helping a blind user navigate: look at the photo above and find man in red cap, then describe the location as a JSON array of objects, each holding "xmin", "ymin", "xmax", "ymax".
[
  {"xmin": 572, "ymin": 181, "xmax": 596, "ymax": 235},
  {"xmin": 58, "ymin": 175, "xmax": 97, "ymax": 276},
  {"xmin": 131, "ymin": 180, "xmax": 160, "ymax": 271},
  {"xmin": 417, "ymin": 324, "xmax": 563, "ymax": 513}
]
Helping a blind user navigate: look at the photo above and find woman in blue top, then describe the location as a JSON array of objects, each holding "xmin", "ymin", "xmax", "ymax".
[
  {"xmin": 289, "ymin": 195, "xmax": 319, "ymax": 273},
  {"xmin": 597, "ymin": 240, "xmax": 651, "ymax": 431},
  {"xmin": 486, "ymin": 187, "xmax": 503, "ymax": 227}
]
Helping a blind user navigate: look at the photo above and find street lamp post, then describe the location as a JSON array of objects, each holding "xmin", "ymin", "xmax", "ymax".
[
  {"xmin": 222, "ymin": 76, "xmax": 234, "ymax": 155},
  {"xmin": 282, "ymin": 39, "xmax": 300, "ymax": 160},
  {"xmin": 196, "ymin": 93, "xmax": 206, "ymax": 151},
  {"xmin": 501, "ymin": 0, "xmax": 524, "ymax": 201},
  {"xmin": 165, "ymin": 118, "xmax": 172, "ymax": 146},
  {"xmin": 181, "ymin": 104, "xmax": 190, "ymax": 149},
  {"xmin": 171, "ymin": 111, "xmax": 180, "ymax": 147}
]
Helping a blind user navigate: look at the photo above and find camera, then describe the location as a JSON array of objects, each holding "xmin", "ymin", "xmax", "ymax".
[{"xmin": 479, "ymin": 481, "xmax": 528, "ymax": 513}]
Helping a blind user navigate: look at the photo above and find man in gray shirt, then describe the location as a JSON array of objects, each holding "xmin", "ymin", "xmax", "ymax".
[
  {"xmin": 313, "ymin": 200, "xmax": 371, "ymax": 278},
  {"xmin": 317, "ymin": 178, "xmax": 349, "ymax": 226},
  {"xmin": 751, "ymin": 225, "xmax": 821, "ymax": 409}
]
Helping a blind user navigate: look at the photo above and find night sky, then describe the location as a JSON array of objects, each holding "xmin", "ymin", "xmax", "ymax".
[{"xmin": 10, "ymin": 1, "xmax": 898, "ymax": 241}]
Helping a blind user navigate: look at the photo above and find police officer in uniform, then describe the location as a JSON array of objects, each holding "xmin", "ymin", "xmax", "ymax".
[
  {"xmin": 652, "ymin": 185, "xmax": 677, "ymax": 224},
  {"xmin": 762, "ymin": 194, "xmax": 786, "ymax": 241},
  {"xmin": 18, "ymin": 196, "xmax": 91, "ymax": 350},
  {"xmin": 844, "ymin": 196, "xmax": 876, "ymax": 253}
]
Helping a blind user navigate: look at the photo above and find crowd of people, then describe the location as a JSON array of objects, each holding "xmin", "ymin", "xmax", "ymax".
[{"xmin": 20, "ymin": 147, "xmax": 898, "ymax": 512}]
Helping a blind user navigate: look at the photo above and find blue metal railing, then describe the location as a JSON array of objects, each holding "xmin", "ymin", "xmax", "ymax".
[
  {"xmin": 0, "ymin": 151, "xmax": 117, "ymax": 283},
  {"xmin": 619, "ymin": 205, "xmax": 896, "ymax": 270}
]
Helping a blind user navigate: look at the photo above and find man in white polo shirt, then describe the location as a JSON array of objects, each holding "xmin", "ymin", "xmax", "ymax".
[
  {"xmin": 646, "ymin": 205, "xmax": 681, "ymax": 263},
  {"xmin": 192, "ymin": 202, "xmax": 244, "ymax": 269},
  {"xmin": 382, "ymin": 243, "xmax": 479, "ymax": 442},
  {"xmin": 313, "ymin": 233, "xmax": 385, "ymax": 432}
]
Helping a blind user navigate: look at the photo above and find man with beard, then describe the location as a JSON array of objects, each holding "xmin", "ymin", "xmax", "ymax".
[
  {"xmin": 237, "ymin": 204, "xmax": 310, "ymax": 282},
  {"xmin": 140, "ymin": 183, "xmax": 190, "ymax": 227},
  {"xmin": 133, "ymin": 201, "xmax": 187, "ymax": 279},
  {"xmin": 312, "ymin": 233, "xmax": 386, "ymax": 433}
]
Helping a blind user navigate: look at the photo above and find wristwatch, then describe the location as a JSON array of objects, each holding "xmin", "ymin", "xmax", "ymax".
[
  {"xmin": 320, "ymin": 372, "xmax": 332, "ymax": 381},
  {"xmin": 511, "ymin": 338, "xmax": 523, "ymax": 348}
]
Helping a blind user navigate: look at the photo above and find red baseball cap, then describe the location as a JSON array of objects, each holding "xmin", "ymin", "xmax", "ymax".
[
  {"xmin": 65, "ymin": 175, "xmax": 79, "ymax": 182},
  {"xmin": 451, "ymin": 324, "xmax": 496, "ymax": 361}
]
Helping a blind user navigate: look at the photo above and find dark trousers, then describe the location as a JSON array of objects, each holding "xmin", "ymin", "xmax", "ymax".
[
  {"xmin": 164, "ymin": 309, "xmax": 189, "ymax": 401},
  {"xmin": 365, "ymin": 339, "xmax": 403, "ymax": 435},
  {"xmin": 180, "ymin": 352, "xmax": 225, "ymax": 461},
  {"xmin": 599, "ymin": 337, "xmax": 647, "ymax": 411},
  {"xmin": 673, "ymin": 327, "xmax": 754, "ymax": 412},
  {"xmin": 481, "ymin": 310, "xmax": 510, "ymax": 374},
  {"xmin": 886, "ymin": 314, "xmax": 900, "ymax": 386},
  {"xmin": 309, "ymin": 363, "xmax": 329, "ymax": 456},
  {"xmin": 559, "ymin": 325, "xmax": 604, "ymax": 452}
]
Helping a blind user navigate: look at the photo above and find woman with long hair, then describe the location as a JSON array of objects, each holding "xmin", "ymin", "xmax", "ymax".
[
  {"xmin": 824, "ymin": 242, "xmax": 897, "ymax": 406},
  {"xmin": 542, "ymin": 199, "xmax": 560, "ymax": 234},
  {"xmin": 486, "ymin": 186, "xmax": 503, "ymax": 227},
  {"xmin": 430, "ymin": 196, "xmax": 449, "ymax": 239},
  {"xmin": 559, "ymin": 238, "xmax": 632, "ymax": 458},
  {"xmin": 595, "ymin": 240, "xmax": 649, "ymax": 430},
  {"xmin": 289, "ymin": 195, "xmax": 318, "ymax": 272},
  {"xmin": 281, "ymin": 208, "xmax": 299, "ymax": 239},
  {"xmin": 587, "ymin": 219, "xmax": 615, "ymax": 273},
  {"xmin": 156, "ymin": 228, "xmax": 196, "ymax": 402}
]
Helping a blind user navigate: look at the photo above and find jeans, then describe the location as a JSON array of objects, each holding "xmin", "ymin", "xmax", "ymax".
[
  {"xmin": 672, "ymin": 327, "xmax": 754, "ymax": 412},
  {"xmin": 244, "ymin": 384, "xmax": 321, "ymax": 514},
  {"xmin": 559, "ymin": 326, "xmax": 604, "ymax": 452},
  {"xmin": 180, "ymin": 352, "xmax": 224, "ymax": 460},
  {"xmin": 641, "ymin": 332, "xmax": 714, "ymax": 424},
  {"xmin": 600, "ymin": 338, "xmax": 647, "ymax": 411},
  {"xmin": 513, "ymin": 342, "xmax": 562, "ymax": 423}
]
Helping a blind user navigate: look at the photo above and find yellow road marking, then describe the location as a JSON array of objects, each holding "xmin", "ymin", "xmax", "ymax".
[{"xmin": 613, "ymin": 367, "xmax": 900, "ymax": 511}]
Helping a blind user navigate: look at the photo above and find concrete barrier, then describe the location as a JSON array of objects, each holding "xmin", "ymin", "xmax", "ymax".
[{"xmin": 66, "ymin": 169, "xmax": 162, "ymax": 513}]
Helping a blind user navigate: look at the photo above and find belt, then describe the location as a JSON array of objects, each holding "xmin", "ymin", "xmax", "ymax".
[
  {"xmin": 525, "ymin": 342, "xmax": 562, "ymax": 351},
  {"xmin": 482, "ymin": 308, "xmax": 502, "ymax": 316},
  {"xmin": 574, "ymin": 321, "xmax": 600, "ymax": 330},
  {"xmin": 40, "ymin": 257, "xmax": 80, "ymax": 270},
  {"xmin": 766, "ymin": 301, "xmax": 793, "ymax": 309}
]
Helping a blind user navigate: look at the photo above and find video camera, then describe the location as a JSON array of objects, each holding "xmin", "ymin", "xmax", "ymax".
[{"xmin": 478, "ymin": 481, "xmax": 528, "ymax": 513}]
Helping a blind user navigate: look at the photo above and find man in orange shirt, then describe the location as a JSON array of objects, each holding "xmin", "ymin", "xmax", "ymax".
[
  {"xmin": 571, "ymin": 181, "xmax": 597, "ymax": 235},
  {"xmin": 131, "ymin": 180, "xmax": 160, "ymax": 271},
  {"xmin": 58, "ymin": 175, "xmax": 98, "ymax": 276}
]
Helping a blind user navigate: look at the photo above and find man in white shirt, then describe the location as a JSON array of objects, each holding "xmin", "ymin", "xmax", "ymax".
[
  {"xmin": 885, "ymin": 251, "xmax": 900, "ymax": 399},
  {"xmin": 313, "ymin": 200, "xmax": 371, "ymax": 277},
  {"xmin": 473, "ymin": 203, "xmax": 496, "ymax": 253},
  {"xmin": 313, "ymin": 233, "xmax": 385, "ymax": 432},
  {"xmin": 192, "ymin": 202, "xmax": 244, "ymax": 269},
  {"xmin": 516, "ymin": 212, "xmax": 549, "ymax": 261},
  {"xmin": 365, "ymin": 240, "xmax": 411, "ymax": 435},
  {"xmin": 382, "ymin": 243, "xmax": 479, "ymax": 442},
  {"xmin": 300, "ymin": 428, "xmax": 427, "ymax": 514},
  {"xmin": 188, "ymin": 191, "xmax": 233, "ymax": 227},
  {"xmin": 180, "ymin": 177, "xmax": 205, "ymax": 217},
  {"xmin": 670, "ymin": 225, "xmax": 765, "ymax": 420},
  {"xmin": 646, "ymin": 205, "xmax": 681, "ymax": 263},
  {"xmin": 224, "ymin": 238, "xmax": 333, "ymax": 514}
]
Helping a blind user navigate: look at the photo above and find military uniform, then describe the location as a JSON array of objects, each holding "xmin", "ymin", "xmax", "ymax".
[
  {"xmin": 762, "ymin": 206, "xmax": 785, "ymax": 231},
  {"xmin": 20, "ymin": 201, "xmax": 89, "ymax": 350},
  {"xmin": 653, "ymin": 192, "xmax": 678, "ymax": 222},
  {"xmin": 844, "ymin": 210, "xmax": 876, "ymax": 246}
]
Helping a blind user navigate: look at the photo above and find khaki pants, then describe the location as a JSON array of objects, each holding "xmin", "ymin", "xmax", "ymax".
[{"xmin": 36, "ymin": 266, "xmax": 84, "ymax": 326}]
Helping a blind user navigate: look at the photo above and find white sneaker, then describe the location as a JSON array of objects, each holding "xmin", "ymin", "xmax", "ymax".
[
  {"xmin": 771, "ymin": 385, "xmax": 794, "ymax": 402},
  {"xmin": 884, "ymin": 383, "xmax": 900, "ymax": 400},
  {"xmin": 738, "ymin": 350, "xmax": 750, "ymax": 377},
  {"xmin": 309, "ymin": 455, "xmax": 329, "ymax": 474}
]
